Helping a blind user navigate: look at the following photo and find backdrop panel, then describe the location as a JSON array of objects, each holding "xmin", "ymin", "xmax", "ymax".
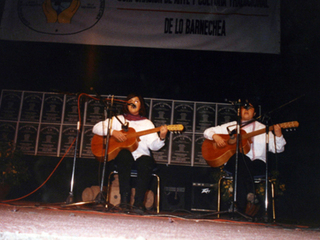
[{"xmin": 0, "ymin": 89, "xmax": 237, "ymax": 166}]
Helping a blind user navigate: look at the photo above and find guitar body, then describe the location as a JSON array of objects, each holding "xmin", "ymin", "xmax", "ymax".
[
  {"xmin": 201, "ymin": 121, "xmax": 299, "ymax": 167},
  {"xmin": 91, "ymin": 128, "xmax": 139, "ymax": 162},
  {"xmin": 90, "ymin": 124, "xmax": 184, "ymax": 162},
  {"xmin": 201, "ymin": 130, "xmax": 251, "ymax": 168}
]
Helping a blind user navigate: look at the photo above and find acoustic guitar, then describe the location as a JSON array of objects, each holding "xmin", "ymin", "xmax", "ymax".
[
  {"xmin": 91, "ymin": 124, "xmax": 184, "ymax": 162},
  {"xmin": 201, "ymin": 121, "xmax": 299, "ymax": 168}
]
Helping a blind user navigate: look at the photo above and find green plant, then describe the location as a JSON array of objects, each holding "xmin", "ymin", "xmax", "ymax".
[
  {"xmin": 0, "ymin": 141, "xmax": 29, "ymax": 186},
  {"xmin": 211, "ymin": 167, "xmax": 285, "ymax": 202},
  {"xmin": 211, "ymin": 166, "xmax": 233, "ymax": 202},
  {"xmin": 256, "ymin": 170, "xmax": 286, "ymax": 197}
]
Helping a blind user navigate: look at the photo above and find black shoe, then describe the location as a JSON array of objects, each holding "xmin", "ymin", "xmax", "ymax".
[
  {"xmin": 119, "ymin": 192, "xmax": 131, "ymax": 212},
  {"xmin": 133, "ymin": 203, "xmax": 146, "ymax": 215},
  {"xmin": 119, "ymin": 202, "xmax": 131, "ymax": 212}
]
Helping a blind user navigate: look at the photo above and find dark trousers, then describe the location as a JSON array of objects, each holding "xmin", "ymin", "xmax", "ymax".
[
  {"xmin": 114, "ymin": 149, "xmax": 155, "ymax": 206},
  {"xmin": 224, "ymin": 154, "xmax": 266, "ymax": 211}
]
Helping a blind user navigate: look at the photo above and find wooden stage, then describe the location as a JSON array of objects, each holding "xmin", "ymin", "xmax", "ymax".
[{"xmin": 0, "ymin": 201, "xmax": 319, "ymax": 240}]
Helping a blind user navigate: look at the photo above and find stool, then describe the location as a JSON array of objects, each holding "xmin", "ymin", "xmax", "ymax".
[
  {"xmin": 106, "ymin": 170, "xmax": 160, "ymax": 213},
  {"xmin": 217, "ymin": 175, "xmax": 276, "ymax": 221}
]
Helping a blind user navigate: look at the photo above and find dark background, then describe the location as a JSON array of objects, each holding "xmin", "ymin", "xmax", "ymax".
[{"xmin": 1, "ymin": 1, "xmax": 320, "ymax": 224}]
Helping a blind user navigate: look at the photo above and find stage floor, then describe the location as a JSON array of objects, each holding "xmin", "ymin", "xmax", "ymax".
[{"xmin": 0, "ymin": 201, "xmax": 319, "ymax": 240}]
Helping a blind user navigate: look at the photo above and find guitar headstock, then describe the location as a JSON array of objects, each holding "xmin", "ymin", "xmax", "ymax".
[
  {"xmin": 279, "ymin": 121, "xmax": 299, "ymax": 129},
  {"xmin": 167, "ymin": 124, "xmax": 184, "ymax": 133}
]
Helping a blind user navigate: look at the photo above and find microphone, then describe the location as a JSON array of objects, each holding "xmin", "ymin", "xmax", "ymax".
[
  {"xmin": 90, "ymin": 87, "xmax": 100, "ymax": 97},
  {"xmin": 122, "ymin": 122, "xmax": 129, "ymax": 132},
  {"xmin": 243, "ymin": 103, "xmax": 252, "ymax": 110},
  {"xmin": 227, "ymin": 99, "xmax": 252, "ymax": 110},
  {"xmin": 227, "ymin": 126, "xmax": 236, "ymax": 139},
  {"xmin": 90, "ymin": 87, "xmax": 103, "ymax": 102},
  {"xmin": 227, "ymin": 99, "xmax": 244, "ymax": 108},
  {"xmin": 128, "ymin": 103, "xmax": 136, "ymax": 109}
]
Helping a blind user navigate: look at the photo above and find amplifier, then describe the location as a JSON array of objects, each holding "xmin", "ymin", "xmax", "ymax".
[{"xmin": 191, "ymin": 182, "xmax": 217, "ymax": 212}]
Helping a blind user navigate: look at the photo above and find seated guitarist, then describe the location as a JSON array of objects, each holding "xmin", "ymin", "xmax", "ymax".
[
  {"xmin": 203, "ymin": 100, "xmax": 286, "ymax": 216},
  {"xmin": 92, "ymin": 93, "xmax": 168, "ymax": 213}
]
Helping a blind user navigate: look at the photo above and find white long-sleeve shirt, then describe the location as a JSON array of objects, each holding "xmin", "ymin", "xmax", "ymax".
[
  {"xmin": 92, "ymin": 115, "xmax": 165, "ymax": 160},
  {"xmin": 203, "ymin": 120, "xmax": 286, "ymax": 163}
]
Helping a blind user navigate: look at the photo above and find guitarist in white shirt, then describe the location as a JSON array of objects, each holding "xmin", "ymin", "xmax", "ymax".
[
  {"xmin": 93, "ymin": 93, "xmax": 168, "ymax": 213},
  {"xmin": 203, "ymin": 100, "xmax": 286, "ymax": 216}
]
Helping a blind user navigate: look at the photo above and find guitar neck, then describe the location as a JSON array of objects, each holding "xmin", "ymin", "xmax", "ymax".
[
  {"xmin": 126, "ymin": 127, "xmax": 161, "ymax": 138},
  {"xmin": 245, "ymin": 125, "xmax": 274, "ymax": 139},
  {"xmin": 121, "ymin": 124, "xmax": 183, "ymax": 139},
  {"xmin": 243, "ymin": 121, "xmax": 299, "ymax": 139}
]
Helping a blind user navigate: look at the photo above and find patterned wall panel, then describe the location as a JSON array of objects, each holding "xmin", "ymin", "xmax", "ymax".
[{"xmin": 0, "ymin": 90, "xmax": 237, "ymax": 167}]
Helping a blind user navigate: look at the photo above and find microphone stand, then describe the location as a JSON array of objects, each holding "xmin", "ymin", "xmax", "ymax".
[
  {"xmin": 91, "ymin": 95, "xmax": 128, "ymax": 207},
  {"xmin": 230, "ymin": 100, "xmax": 252, "ymax": 220},
  {"xmin": 65, "ymin": 121, "xmax": 81, "ymax": 204},
  {"xmin": 260, "ymin": 114, "xmax": 272, "ymax": 222},
  {"xmin": 264, "ymin": 117, "xmax": 270, "ymax": 222},
  {"xmin": 62, "ymin": 97, "xmax": 111, "ymax": 207},
  {"xmin": 63, "ymin": 95, "xmax": 120, "ymax": 208},
  {"xmin": 93, "ymin": 97, "xmax": 131, "ymax": 209},
  {"xmin": 253, "ymin": 96, "xmax": 303, "ymax": 221},
  {"xmin": 62, "ymin": 94, "xmax": 99, "ymax": 207},
  {"xmin": 94, "ymin": 101, "xmax": 113, "ymax": 206},
  {"xmin": 231, "ymin": 101, "xmax": 241, "ymax": 218},
  {"xmin": 50, "ymin": 90, "xmax": 83, "ymax": 206},
  {"xmin": 257, "ymin": 113, "xmax": 275, "ymax": 222},
  {"xmin": 62, "ymin": 92, "xmax": 132, "ymax": 209},
  {"xmin": 226, "ymin": 96, "xmax": 301, "ymax": 221}
]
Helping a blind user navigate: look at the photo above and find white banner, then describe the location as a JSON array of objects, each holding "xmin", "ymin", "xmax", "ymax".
[{"xmin": 0, "ymin": 0, "xmax": 280, "ymax": 53}]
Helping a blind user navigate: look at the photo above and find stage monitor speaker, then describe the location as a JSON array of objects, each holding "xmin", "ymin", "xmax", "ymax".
[
  {"xmin": 191, "ymin": 182, "xmax": 217, "ymax": 212},
  {"xmin": 162, "ymin": 187, "xmax": 185, "ymax": 211}
]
